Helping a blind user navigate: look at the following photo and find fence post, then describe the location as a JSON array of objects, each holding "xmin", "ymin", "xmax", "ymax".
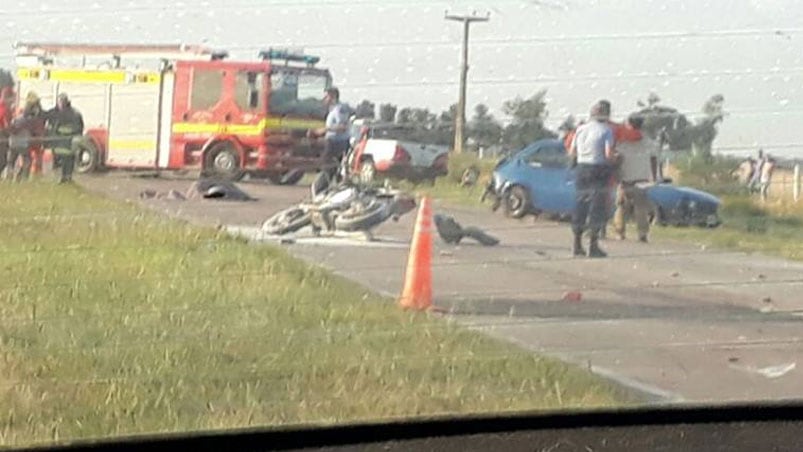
[{"xmin": 794, "ymin": 163, "xmax": 801, "ymax": 202}]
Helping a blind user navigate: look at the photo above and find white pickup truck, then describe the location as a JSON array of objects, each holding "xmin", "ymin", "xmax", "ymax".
[{"xmin": 349, "ymin": 119, "xmax": 449, "ymax": 184}]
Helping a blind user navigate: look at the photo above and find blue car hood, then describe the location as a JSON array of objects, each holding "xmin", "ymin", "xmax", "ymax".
[{"xmin": 651, "ymin": 184, "xmax": 720, "ymax": 205}]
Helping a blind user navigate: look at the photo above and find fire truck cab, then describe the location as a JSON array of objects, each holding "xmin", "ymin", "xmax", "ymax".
[{"xmin": 13, "ymin": 42, "xmax": 332, "ymax": 183}]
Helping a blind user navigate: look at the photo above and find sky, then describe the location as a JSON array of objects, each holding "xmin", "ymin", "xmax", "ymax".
[{"xmin": 2, "ymin": 0, "xmax": 803, "ymax": 158}]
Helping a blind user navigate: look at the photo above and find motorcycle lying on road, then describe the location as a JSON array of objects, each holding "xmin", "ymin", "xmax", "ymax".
[{"xmin": 261, "ymin": 149, "xmax": 417, "ymax": 239}]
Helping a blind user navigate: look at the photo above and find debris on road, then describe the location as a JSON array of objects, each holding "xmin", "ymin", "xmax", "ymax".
[
  {"xmin": 731, "ymin": 362, "xmax": 796, "ymax": 379},
  {"xmin": 434, "ymin": 214, "xmax": 500, "ymax": 246},
  {"xmin": 139, "ymin": 189, "xmax": 187, "ymax": 201},
  {"xmin": 762, "ymin": 296, "xmax": 773, "ymax": 304},
  {"xmin": 186, "ymin": 180, "xmax": 255, "ymax": 201},
  {"xmin": 460, "ymin": 165, "xmax": 480, "ymax": 187},
  {"xmin": 671, "ymin": 271, "xmax": 680, "ymax": 277},
  {"xmin": 562, "ymin": 291, "xmax": 583, "ymax": 302}
]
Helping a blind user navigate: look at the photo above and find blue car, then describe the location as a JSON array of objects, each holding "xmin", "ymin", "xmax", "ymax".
[{"xmin": 482, "ymin": 139, "xmax": 721, "ymax": 228}]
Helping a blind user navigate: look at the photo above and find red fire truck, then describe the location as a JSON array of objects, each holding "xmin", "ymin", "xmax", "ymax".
[{"xmin": 13, "ymin": 42, "xmax": 332, "ymax": 183}]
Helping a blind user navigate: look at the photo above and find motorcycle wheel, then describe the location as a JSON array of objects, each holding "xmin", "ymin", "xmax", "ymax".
[
  {"xmin": 262, "ymin": 206, "xmax": 312, "ymax": 235},
  {"xmin": 334, "ymin": 200, "xmax": 389, "ymax": 232}
]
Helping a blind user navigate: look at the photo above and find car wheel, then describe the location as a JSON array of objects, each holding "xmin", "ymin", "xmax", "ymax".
[
  {"xmin": 359, "ymin": 159, "xmax": 376, "ymax": 185},
  {"xmin": 262, "ymin": 206, "xmax": 312, "ymax": 235},
  {"xmin": 203, "ymin": 142, "xmax": 243, "ymax": 181},
  {"xmin": 74, "ymin": 138, "xmax": 101, "ymax": 174},
  {"xmin": 504, "ymin": 185, "xmax": 531, "ymax": 219}
]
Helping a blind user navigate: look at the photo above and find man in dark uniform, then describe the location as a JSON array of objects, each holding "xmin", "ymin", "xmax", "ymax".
[
  {"xmin": 568, "ymin": 100, "xmax": 617, "ymax": 258},
  {"xmin": 46, "ymin": 93, "xmax": 84, "ymax": 183}
]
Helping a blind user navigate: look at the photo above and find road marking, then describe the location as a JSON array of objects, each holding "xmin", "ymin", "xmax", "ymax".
[
  {"xmin": 472, "ymin": 324, "xmax": 684, "ymax": 403},
  {"xmin": 225, "ymin": 226, "xmax": 409, "ymax": 249}
]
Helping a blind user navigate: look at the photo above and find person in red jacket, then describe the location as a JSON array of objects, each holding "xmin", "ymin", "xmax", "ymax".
[{"xmin": 17, "ymin": 92, "xmax": 46, "ymax": 176}]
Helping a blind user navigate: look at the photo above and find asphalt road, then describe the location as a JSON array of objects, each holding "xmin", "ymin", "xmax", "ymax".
[{"xmin": 79, "ymin": 173, "xmax": 803, "ymax": 404}]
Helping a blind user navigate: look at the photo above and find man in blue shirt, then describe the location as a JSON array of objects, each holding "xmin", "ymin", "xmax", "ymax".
[
  {"xmin": 310, "ymin": 87, "xmax": 351, "ymax": 177},
  {"xmin": 568, "ymin": 100, "xmax": 617, "ymax": 258}
]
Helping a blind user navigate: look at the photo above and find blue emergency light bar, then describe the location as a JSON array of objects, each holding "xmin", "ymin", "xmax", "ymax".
[{"xmin": 258, "ymin": 49, "xmax": 320, "ymax": 66}]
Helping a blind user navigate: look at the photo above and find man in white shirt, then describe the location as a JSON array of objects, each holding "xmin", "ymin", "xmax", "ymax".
[
  {"xmin": 310, "ymin": 87, "xmax": 351, "ymax": 177},
  {"xmin": 612, "ymin": 115, "xmax": 659, "ymax": 243}
]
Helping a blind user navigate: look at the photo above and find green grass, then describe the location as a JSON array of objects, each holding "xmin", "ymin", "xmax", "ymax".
[
  {"xmin": 399, "ymin": 152, "xmax": 497, "ymax": 207},
  {"xmin": 653, "ymin": 195, "xmax": 803, "ymax": 261},
  {"xmin": 0, "ymin": 182, "xmax": 624, "ymax": 447}
]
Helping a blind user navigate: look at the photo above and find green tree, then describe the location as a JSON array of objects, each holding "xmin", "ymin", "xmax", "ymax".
[
  {"xmin": 396, "ymin": 107, "xmax": 413, "ymax": 124},
  {"xmin": 691, "ymin": 94, "xmax": 726, "ymax": 161},
  {"xmin": 501, "ymin": 90, "xmax": 556, "ymax": 150},
  {"xmin": 379, "ymin": 103, "xmax": 397, "ymax": 122},
  {"xmin": 432, "ymin": 104, "xmax": 457, "ymax": 147},
  {"xmin": 467, "ymin": 103, "xmax": 503, "ymax": 149},
  {"xmin": 632, "ymin": 92, "xmax": 725, "ymax": 159},
  {"xmin": 354, "ymin": 100, "xmax": 376, "ymax": 119}
]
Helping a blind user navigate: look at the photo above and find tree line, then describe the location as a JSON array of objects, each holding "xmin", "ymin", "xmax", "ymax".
[{"xmin": 351, "ymin": 89, "xmax": 727, "ymax": 160}]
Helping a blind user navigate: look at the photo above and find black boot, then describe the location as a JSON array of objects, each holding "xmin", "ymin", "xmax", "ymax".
[
  {"xmin": 588, "ymin": 233, "xmax": 608, "ymax": 258},
  {"xmin": 572, "ymin": 232, "xmax": 586, "ymax": 257}
]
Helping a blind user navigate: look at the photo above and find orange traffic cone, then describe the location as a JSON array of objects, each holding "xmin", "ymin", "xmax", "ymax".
[{"xmin": 399, "ymin": 196, "xmax": 433, "ymax": 311}]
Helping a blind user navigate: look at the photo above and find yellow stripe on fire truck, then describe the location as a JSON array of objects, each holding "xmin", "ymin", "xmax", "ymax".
[
  {"xmin": 108, "ymin": 139, "xmax": 158, "ymax": 150},
  {"xmin": 16, "ymin": 68, "xmax": 160, "ymax": 84},
  {"xmin": 172, "ymin": 118, "xmax": 325, "ymax": 135}
]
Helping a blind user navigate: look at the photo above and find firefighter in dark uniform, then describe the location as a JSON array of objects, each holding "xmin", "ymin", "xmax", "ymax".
[
  {"xmin": 46, "ymin": 93, "xmax": 84, "ymax": 183},
  {"xmin": 568, "ymin": 100, "xmax": 618, "ymax": 258}
]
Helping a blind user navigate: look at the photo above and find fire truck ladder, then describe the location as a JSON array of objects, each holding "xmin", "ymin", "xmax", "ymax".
[{"xmin": 13, "ymin": 42, "xmax": 228, "ymax": 67}]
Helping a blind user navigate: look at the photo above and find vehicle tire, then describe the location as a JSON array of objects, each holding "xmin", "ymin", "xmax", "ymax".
[
  {"xmin": 504, "ymin": 185, "xmax": 531, "ymax": 219},
  {"xmin": 267, "ymin": 169, "xmax": 305, "ymax": 186},
  {"xmin": 334, "ymin": 200, "xmax": 388, "ymax": 232},
  {"xmin": 262, "ymin": 206, "xmax": 312, "ymax": 235},
  {"xmin": 74, "ymin": 138, "xmax": 101, "ymax": 174},
  {"xmin": 359, "ymin": 159, "xmax": 376, "ymax": 185},
  {"xmin": 203, "ymin": 142, "xmax": 244, "ymax": 181}
]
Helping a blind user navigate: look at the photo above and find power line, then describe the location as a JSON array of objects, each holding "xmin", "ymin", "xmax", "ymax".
[{"xmin": 3, "ymin": 27, "xmax": 798, "ymax": 52}]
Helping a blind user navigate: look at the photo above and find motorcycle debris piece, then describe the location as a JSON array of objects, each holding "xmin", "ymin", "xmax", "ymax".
[
  {"xmin": 433, "ymin": 214, "xmax": 500, "ymax": 246},
  {"xmin": 139, "ymin": 189, "xmax": 187, "ymax": 201}
]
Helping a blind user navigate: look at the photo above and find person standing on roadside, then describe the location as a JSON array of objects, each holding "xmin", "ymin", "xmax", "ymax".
[
  {"xmin": 7, "ymin": 98, "xmax": 40, "ymax": 182},
  {"xmin": 9, "ymin": 92, "xmax": 45, "ymax": 180},
  {"xmin": 16, "ymin": 92, "xmax": 47, "ymax": 176},
  {"xmin": 309, "ymin": 87, "xmax": 351, "ymax": 179},
  {"xmin": 568, "ymin": 100, "xmax": 618, "ymax": 258},
  {"xmin": 612, "ymin": 114, "xmax": 659, "ymax": 243},
  {"xmin": 749, "ymin": 148, "xmax": 765, "ymax": 194},
  {"xmin": 46, "ymin": 93, "xmax": 84, "ymax": 184},
  {"xmin": 759, "ymin": 154, "xmax": 776, "ymax": 202}
]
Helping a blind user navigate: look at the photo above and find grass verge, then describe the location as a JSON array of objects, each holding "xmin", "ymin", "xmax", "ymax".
[
  {"xmin": 653, "ymin": 195, "xmax": 803, "ymax": 261},
  {"xmin": 0, "ymin": 182, "xmax": 625, "ymax": 447},
  {"xmin": 399, "ymin": 152, "xmax": 497, "ymax": 207}
]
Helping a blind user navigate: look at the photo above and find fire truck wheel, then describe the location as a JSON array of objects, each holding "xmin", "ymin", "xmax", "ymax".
[
  {"xmin": 74, "ymin": 139, "xmax": 101, "ymax": 174},
  {"xmin": 203, "ymin": 142, "xmax": 244, "ymax": 181}
]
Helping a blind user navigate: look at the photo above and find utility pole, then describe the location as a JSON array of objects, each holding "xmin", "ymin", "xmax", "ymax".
[{"xmin": 445, "ymin": 11, "xmax": 489, "ymax": 154}]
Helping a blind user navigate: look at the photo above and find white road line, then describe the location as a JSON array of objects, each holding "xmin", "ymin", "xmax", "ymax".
[{"xmin": 224, "ymin": 226, "xmax": 410, "ymax": 249}]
